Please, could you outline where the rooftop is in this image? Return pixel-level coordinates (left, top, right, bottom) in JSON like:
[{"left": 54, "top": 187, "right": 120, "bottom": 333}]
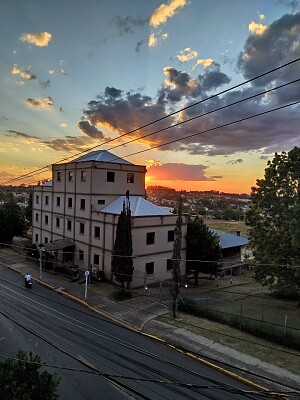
[
  {"left": 72, "top": 150, "right": 133, "bottom": 164},
  {"left": 101, "top": 196, "right": 172, "bottom": 217},
  {"left": 211, "top": 229, "right": 248, "bottom": 249}
]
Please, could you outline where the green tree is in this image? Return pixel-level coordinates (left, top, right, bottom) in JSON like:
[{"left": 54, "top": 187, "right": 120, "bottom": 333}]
[
  {"left": 186, "top": 216, "right": 222, "bottom": 285},
  {"left": 0, "top": 199, "right": 27, "bottom": 244},
  {"left": 245, "top": 147, "right": 300, "bottom": 298},
  {"left": 111, "top": 195, "right": 133, "bottom": 293},
  {"left": 25, "top": 190, "right": 33, "bottom": 224},
  {"left": 171, "top": 194, "right": 183, "bottom": 318},
  {"left": 0, "top": 350, "right": 60, "bottom": 400}
]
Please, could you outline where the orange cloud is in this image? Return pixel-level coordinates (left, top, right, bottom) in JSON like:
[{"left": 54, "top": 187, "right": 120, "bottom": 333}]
[
  {"left": 150, "top": 0, "right": 189, "bottom": 27},
  {"left": 20, "top": 31, "right": 52, "bottom": 47}
]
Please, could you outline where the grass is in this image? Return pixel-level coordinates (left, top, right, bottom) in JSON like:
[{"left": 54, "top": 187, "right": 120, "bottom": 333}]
[
  {"left": 204, "top": 219, "right": 249, "bottom": 237},
  {"left": 156, "top": 311, "right": 300, "bottom": 374}
]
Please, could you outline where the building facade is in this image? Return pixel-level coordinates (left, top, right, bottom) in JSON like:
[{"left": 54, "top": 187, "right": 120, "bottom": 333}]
[{"left": 32, "top": 150, "right": 187, "bottom": 287}]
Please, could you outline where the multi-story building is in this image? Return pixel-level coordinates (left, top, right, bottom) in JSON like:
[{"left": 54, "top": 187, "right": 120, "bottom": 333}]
[{"left": 32, "top": 150, "right": 187, "bottom": 287}]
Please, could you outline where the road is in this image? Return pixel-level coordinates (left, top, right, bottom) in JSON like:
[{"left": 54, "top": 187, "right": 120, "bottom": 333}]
[{"left": 0, "top": 266, "right": 267, "bottom": 400}]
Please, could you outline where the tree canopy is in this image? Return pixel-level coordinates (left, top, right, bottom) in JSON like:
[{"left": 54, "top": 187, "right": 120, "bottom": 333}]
[
  {"left": 111, "top": 197, "right": 133, "bottom": 290},
  {"left": 186, "top": 216, "right": 222, "bottom": 284},
  {"left": 0, "top": 199, "right": 28, "bottom": 244},
  {"left": 245, "top": 147, "right": 300, "bottom": 298},
  {"left": 0, "top": 350, "right": 60, "bottom": 400}
]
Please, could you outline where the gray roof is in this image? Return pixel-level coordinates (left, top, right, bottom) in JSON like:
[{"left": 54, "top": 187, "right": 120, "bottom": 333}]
[
  {"left": 73, "top": 150, "right": 133, "bottom": 164},
  {"left": 101, "top": 196, "right": 172, "bottom": 216},
  {"left": 211, "top": 229, "right": 248, "bottom": 249},
  {"left": 43, "top": 238, "right": 75, "bottom": 251}
]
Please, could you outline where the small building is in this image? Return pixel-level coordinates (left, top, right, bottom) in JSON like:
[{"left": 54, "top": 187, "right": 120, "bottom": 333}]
[{"left": 32, "top": 150, "right": 187, "bottom": 287}]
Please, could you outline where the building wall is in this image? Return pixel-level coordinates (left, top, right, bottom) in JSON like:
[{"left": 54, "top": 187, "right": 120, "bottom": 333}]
[{"left": 32, "top": 159, "right": 187, "bottom": 287}]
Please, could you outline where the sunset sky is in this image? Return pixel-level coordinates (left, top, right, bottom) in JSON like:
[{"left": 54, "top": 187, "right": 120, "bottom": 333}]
[{"left": 1, "top": 0, "right": 300, "bottom": 193}]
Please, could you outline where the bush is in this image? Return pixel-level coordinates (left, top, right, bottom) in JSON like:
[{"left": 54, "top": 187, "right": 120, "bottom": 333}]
[{"left": 112, "top": 289, "right": 132, "bottom": 301}]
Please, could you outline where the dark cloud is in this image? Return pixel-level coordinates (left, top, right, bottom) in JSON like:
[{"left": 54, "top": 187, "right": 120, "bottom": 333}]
[
  {"left": 147, "top": 163, "right": 216, "bottom": 181},
  {"left": 39, "top": 79, "right": 50, "bottom": 88},
  {"left": 81, "top": 13, "right": 300, "bottom": 157},
  {"left": 5, "top": 130, "right": 39, "bottom": 139},
  {"left": 77, "top": 120, "right": 108, "bottom": 140},
  {"left": 226, "top": 159, "right": 243, "bottom": 165},
  {"left": 113, "top": 15, "right": 148, "bottom": 35},
  {"left": 135, "top": 40, "right": 144, "bottom": 53},
  {"left": 25, "top": 96, "right": 53, "bottom": 109},
  {"left": 42, "top": 136, "right": 92, "bottom": 152}
]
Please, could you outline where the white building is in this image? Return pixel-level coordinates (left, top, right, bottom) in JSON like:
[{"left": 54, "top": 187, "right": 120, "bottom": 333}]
[{"left": 32, "top": 150, "right": 187, "bottom": 287}]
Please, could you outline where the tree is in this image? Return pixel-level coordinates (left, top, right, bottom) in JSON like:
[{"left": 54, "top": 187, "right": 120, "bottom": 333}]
[
  {"left": 171, "top": 194, "right": 183, "bottom": 318},
  {"left": 0, "top": 350, "right": 60, "bottom": 400},
  {"left": 186, "top": 216, "right": 222, "bottom": 285},
  {"left": 111, "top": 193, "right": 133, "bottom": 293},
  {"left": 25, "top": 190, "right": 33, "bottom": 224},
  {"left": 245, "top": 147, "right": 300, "bottom": 298},
  {"left": 0, "top": 199, "right": 28, "bottom": 244}
]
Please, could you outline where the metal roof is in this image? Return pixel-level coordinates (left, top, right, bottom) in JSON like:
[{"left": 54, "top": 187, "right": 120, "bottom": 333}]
[
  {"left": 101, "top": 196, "right": 172, "bottom": 216},
  {"left": 43, "top": 238, "right": 75, "bottom": 251},
  {"left": 211, "top": 229, "right": 248, "bottom": 249},
  {"left": 72, "top": 150, "right": 133, "bottom": 164}
]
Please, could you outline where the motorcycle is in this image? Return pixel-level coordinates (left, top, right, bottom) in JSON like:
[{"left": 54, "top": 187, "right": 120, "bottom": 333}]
[{"left": 24, "top": 277, "right": 32, "bottom": 288}]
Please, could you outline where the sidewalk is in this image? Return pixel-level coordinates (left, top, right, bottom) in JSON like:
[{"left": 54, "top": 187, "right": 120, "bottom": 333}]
[{"left": 1, "top": 246, "right": 300, "bottom": 393}]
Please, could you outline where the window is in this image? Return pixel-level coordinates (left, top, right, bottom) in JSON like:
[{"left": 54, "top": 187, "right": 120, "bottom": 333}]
[
  {"left": 127, "top": 173, "right": 134, "bottom": 183},
  {"left": 56, "top": 171, "right": 61, "bottom": 182},
  {"left": 56, "top": 217, "right": 60, "bottom": 228},
  {"left": 80, "top": 199, "right": 85, "bottom": 210},
  {"left": 107, "top": 171, "right": 115, "bottom": 182},
  {"left": 68, "top": 197, "right": 72, "bottom": 208},
  {"left": 93, "top": 254, "right": 100, "bottom": 265},
  {"left": 79, "top": 250, "right": 84, "bottom": 261},
  {"left": 35, "top": 213, "right": 39, "bottom": 222},
  {"left": 45, "top": 195, "right": 49, "bottom": 205},
  {"left": 79, "top": 222, "right": 85, "bottom": 234},
  {"left": 98, "top": 199, "right": 105, "bottom": 205},
  {"left": 80, "top": 170, "right": 86, "bottom": 182},
  {"left": 94, "top": 226, "right": 100, "bottom": 238},
  {"left": 35, "top": 234, "right": 38, "bottom": 242},
  {"left": 146, "top": 232, "right": 155, "bottom": 245},
  {"left": 56, "top": 196, "right": 61, "bottom": 207},
  {"left": 36, "top": 195, "right": 39, "bottom": 204},
  {"left": 45, "top": 237, "right": 48, "bottom": 243},
  {"left": 68, "top": 171, "right": 73, "bottom": 182},
  {"left": 67, "top": 220, "right": 72, "bottom": 231},
  {"left": 168, "top": 230, "right": 175, "bottom": 242},
  {"left": 167, "top": 259, "right": 173, "bottom": 270},
  {"left": 145, "top": 262, "right": 154, "bottom": 275},
  {"left": 45, "top": 215, "right": 49, "bottom": 225}
]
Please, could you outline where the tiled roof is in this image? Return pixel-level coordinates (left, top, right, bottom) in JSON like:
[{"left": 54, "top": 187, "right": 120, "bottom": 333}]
[
  {"left": 211, "top": 229, "right": 248, "bottom": 249},
  {"left": 72, "top": 150, "right": 133, "bottom": 164},
  {"left": 101, "top": 196, "right": 172, "bottom": 216}
]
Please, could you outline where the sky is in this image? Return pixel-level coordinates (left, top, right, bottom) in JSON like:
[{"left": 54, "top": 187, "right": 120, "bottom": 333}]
[{"left": 1, "top": 0, "right": 300, "bottom": 194}]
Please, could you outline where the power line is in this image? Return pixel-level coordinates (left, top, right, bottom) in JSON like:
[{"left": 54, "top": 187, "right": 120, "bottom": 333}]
[{"left": 2, "top": 57, "right": 300, "bottom": 186}]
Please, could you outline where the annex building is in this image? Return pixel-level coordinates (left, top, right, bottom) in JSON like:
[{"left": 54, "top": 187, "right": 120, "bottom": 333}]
[{"left": 32, "top": 150, "right": 187, "bottom": 287}]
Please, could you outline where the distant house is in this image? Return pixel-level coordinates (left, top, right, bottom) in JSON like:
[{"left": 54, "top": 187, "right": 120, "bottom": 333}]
[
  {"left": 32, "top": 150, "right": 187, "bottom": 287},
  {"left": 211, "top": 229, "right": 248, "bottom": 277}
]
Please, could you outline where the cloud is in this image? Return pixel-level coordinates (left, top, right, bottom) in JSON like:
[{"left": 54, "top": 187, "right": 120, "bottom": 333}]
[
  {"left": 77, "top": 120, "right": 109, "bottom": 140},
  {"left": 20, "top": 31, "right": 52, "bottom": 47},
  {"left": 135, "top": 40, "right": 144, "bottom": 53},
  {"left": 81, "top": 13, "right": 300, "bottom": 158},
  {"left": 113, "top": 15, "right": 148, "bottom": 34},
  {"left": 25, "top": 97, "right": 54, "bottom": 109},
  {"left": 41, "top": 136, "right": 94, "bottom": 152},
  {"left": 49, "top": 69, "right": 55, "bottom": 75},
  {"left": 148, "top": 33, "right": 158, "bottom": 47},
  {"left": 39, "top": 79, "right": 50, "bottom": 88},
  {"left": 11, "top": 64, "right": 36, "bottom": 80},
  {"left": 150, "top": 0, "right": 189, "bottom": 27},
  {"left": 5, "top": 130, "right": 39, "bottom": 139},
  {"left": 60, "top": 123, "right": 68, "bottom": 128},
  {"left": 195, "top": 58, "right": 215, "bottom": 69},
  {"left": 226, "top": 159, "right": 243, "bottom": 165},
  {"left": 176, "top": 47, "right": 198, "bottom": 62},
  {"left": 248, "top": 21, "right": 268, "bottom": 35},
  {"left": 258, "top": 14, "right": 266, "bottom": 21},
  {"left": 147, "top": 163, "right": 216, "bottom": 181}
]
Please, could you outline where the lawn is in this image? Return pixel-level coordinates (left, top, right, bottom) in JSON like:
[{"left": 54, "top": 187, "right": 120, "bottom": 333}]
[{"left": 204, "top": 219, "right": 249, "bottom": 237}]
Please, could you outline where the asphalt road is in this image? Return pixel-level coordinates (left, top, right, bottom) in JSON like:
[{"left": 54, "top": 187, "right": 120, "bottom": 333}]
[{"left": 0, "top": 266, "right": 266, "bottom": 400}]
